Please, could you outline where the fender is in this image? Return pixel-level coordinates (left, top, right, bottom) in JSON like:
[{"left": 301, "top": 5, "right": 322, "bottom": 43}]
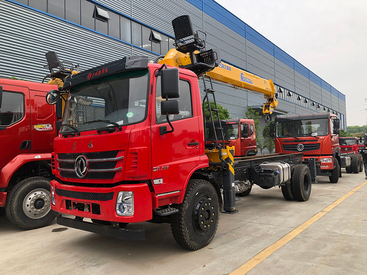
[
  {"left": 176, "top": 154, "right": 210, "bottom": 204},
  {"left": 0, "top": 153, "right": 52, "bottom": 188}
]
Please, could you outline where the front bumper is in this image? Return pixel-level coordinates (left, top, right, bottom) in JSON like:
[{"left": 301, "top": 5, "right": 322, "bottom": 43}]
[{"left": 51, "top": 180, "right": 153, "bottom": 224}]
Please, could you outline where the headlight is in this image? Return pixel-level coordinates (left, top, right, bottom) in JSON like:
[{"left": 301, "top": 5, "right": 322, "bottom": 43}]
[
  {"left": 116, "top": 191, "right": 134, "bottom": 216},
  {"left": 320, "top": 158, "right": 333, "bottom": 163},
  {"left": 51, "top": 186, "right": 55, "bottom": 206}
]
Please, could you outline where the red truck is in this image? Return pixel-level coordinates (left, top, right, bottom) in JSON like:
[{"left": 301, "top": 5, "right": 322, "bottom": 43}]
[
  {"left": 205, "top": 119, "right": 257, "bottom": 157},
  {"left": 274, "top": 113, "right": 341, "bottom": 183},
  {"left": 47, "top": 15, "right": 313, "bottom": 250},
  {"left": 0, "top": 78, "right": 59, "bottom": 228},
  {"left": 339, "top": 137, "right": 363, "bottom": 173}
]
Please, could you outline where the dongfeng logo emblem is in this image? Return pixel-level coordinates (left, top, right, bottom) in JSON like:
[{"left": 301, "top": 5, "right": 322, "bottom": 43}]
[
  {"left": 75, "top": 155, "right": 88, "bottom": 178},
  {"left": 296, "top": 143, "right": 305, "bottom": 152}
]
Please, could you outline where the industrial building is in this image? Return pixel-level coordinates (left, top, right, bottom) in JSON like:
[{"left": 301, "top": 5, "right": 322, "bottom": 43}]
[{"left": 0, "top": 0, "right": 346, "bottom": 129}]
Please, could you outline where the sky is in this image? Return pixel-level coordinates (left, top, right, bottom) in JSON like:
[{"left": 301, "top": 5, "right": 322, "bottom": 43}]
[{"left": 215, "top": 0, "right": 367, "bottom": 126}]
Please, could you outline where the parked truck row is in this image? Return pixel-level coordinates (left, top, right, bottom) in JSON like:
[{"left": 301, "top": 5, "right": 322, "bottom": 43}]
[{"left": 1, "top": 15, "right": 361, "bottom": 251}]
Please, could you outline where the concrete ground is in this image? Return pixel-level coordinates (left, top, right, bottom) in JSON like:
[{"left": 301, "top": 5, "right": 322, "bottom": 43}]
[{"left": 1, "top": 170, "right": 367, "bottom": 275}]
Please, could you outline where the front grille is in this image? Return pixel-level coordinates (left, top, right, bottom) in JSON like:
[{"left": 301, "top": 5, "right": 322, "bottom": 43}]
[
  {"left": 57, "top": 150, "right": 123, "bottom": 180},
  {"left": 55, "top": 187, "right": 114, "bottom": 201},
  {"left": 282, "top": 143, "right": 320, "bottom": 152}
]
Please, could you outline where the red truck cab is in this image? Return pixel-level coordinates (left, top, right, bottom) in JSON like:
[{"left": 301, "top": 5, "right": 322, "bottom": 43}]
[
  {"left": 49, "top": 57, "right": 210, "bottom": 227},
  {"left": 339, "top": 137, "right": 363, "bottom": 173},
  {"left": 205, "top": 119, "right": 257, "bottom": 157},
  {"left": 274, "top": 113, "right": 341, "bottom": 183},
  {"left": 0, "top": 78, "right": 59, "bottom": 228}
]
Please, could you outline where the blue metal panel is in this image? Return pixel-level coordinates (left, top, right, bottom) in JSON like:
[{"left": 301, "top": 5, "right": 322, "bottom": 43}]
[
  {"left": 339, "top": 92, "right": 345, "bottom": 101},
  {"left": 274, "top": 46, "right": 294, "bottom": 69},
  {"left": 185, "top": 0, "right": 203, "bottom": 10},
  {"left": 246, "top": 26, "right": 273, "bottom": 56},
  {"left": 309, "top": 71, "right": 322, "bottom": 87},
  {"left": 331, "top": 87, "right": 339, "bottom": 97},
  {"left": 295, "top": 60, "right": 309, "bottom": 79},
  {"left": 321, "top": 80, "right": 331, "bottom": 92},
  {"left": 202, "top": 0, "right": 246, "bottom": 37}
]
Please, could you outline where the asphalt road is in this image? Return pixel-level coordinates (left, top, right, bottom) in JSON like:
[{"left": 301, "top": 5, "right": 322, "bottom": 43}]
[{"left": 1, "top": 170, "right": 366, "bottom": 275}]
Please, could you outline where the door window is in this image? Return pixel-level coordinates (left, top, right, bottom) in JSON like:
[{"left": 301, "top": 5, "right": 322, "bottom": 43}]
[
  {"left": 155, "top": 78, "right": 193, "bottom": 123},
  {"left": 0, "top": 91, "right": 24, "bottom": 126}
]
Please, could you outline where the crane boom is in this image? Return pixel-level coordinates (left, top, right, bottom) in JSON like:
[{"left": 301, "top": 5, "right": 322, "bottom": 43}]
[{"left": 159, "top": 48, "right": 278, "bottom": 115}]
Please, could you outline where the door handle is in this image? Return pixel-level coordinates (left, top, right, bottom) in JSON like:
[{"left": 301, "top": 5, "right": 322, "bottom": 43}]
[
  {"left": 19, "top": 140, "right": 31, "bottom": 150},
  {"left": 188, "top": 142, "right": 199, "bottom": 146}
]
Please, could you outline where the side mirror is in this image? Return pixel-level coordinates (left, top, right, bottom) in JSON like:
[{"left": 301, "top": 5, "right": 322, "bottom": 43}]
[
  {"left": 333, "top": 118, "right": 340, "bottom": 135},
  {"left": 161, "top": 100, "right": 179, "bottom": 115},
  {"left": 161, "top": 68, "right": 179, "bottom": 99},
  {"left": 241, "top": 124, "right": 249, "bottom": 138},
  {"left": 46, "top": 89, "right": 60, "bottom": 105},
  {"left": 0, "top": 86, "right": 3, "bottom": 108},
  {"left": 270, "top": 122, "right": 275, "bottom": 138}
]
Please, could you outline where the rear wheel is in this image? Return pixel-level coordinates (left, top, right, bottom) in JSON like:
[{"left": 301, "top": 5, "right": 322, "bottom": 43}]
[
  {"left": 351, "top": 155, "right": 359, "bottom": 173},
  {"left": 359, "top": 157, "right": 363, "bottom": 172},
  {"left": 329, "top": 158, "right": 340, "bottom": 183},
  {"left": 171, "top": 179, "right": 219, "bottom": 250},
  {"left": 5, "top": 177, "right": 57, "bottom": 229},
  {"left": 292, "top": 164, "right": 311, "bottom": 201}
]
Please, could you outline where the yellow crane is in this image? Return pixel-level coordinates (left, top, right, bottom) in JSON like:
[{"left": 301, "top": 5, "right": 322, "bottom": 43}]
[{"left": 159, "top": 15, "right": 277, "bottom": 120}]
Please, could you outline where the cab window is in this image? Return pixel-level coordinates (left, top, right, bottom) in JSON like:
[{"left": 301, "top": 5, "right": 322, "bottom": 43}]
[
  {"left": 0, "top": 91, "right": 24, "bottom": 126},
  {"left": 156, "top": 78, "right": 193, "bottom": 123}
]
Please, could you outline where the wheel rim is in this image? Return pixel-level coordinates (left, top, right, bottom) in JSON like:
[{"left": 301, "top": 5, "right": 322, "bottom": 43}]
[
  {"left": 194, "top": 198, "right": 217, "bottom": 233},
  {"left": 22, "top": 188, "right": 51, "bottom": 219}
]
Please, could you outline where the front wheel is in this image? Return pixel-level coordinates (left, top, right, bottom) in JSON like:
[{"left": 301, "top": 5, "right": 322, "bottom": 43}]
[
  {"left": 171, "top": 179, "right": 219, "bottom": 250},
  {"left": 351, "top": 155, "right": 359, "bottom": 173},
  {"left": 292, "top": 164, "right": 311, "bottom": 201},
  {"left": 329, "top": 158, "right": 340, "bottom": 183},
  {"left": 6, "top": 177, "right": 57, "bottom": 229}
]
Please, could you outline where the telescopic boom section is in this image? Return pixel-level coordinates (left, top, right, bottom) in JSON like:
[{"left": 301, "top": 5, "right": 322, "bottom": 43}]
[{"left": 159, "top": 15, "right": 278, "bottom": 115}]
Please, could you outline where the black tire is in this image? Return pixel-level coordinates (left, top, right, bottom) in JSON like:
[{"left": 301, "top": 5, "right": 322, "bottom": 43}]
[
  {"left": 292, "top": 164, "right": 311, "bottom": 201},
  {"left": 346, "top": 165, "right": 352, "bottom": 173},
  {"left": 351, "top": 155, "right": 359, "bottom": 173},
  {"left": 5, "top": 177, "right": 57, "bottom": 229},
  {"left": 171, "top": 179, "right": 219, "bottom": 250},
  {"left": 329, "top": 158, "right": 340, "bottom": 183},
  {"left": 359, "top": 158, "right": 364, "bottom": 172},
  {"left": 281, "top": 181, "right": 294, "bottom": 201},
  {"left": 236, "top": 185, "right": 252, "bottom": 197}
]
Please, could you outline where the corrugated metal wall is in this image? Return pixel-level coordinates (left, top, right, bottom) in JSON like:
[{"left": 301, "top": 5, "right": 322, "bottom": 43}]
[{"left": 0, "top": 0, "right": 346, "bottom": 128}]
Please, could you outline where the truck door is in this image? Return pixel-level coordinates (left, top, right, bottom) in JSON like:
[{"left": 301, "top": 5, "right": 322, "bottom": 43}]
[
  {"left": 0, "top": 84, "right": 30, "bottom": 169},
  {"left": 30, "top": 91, "right": 57, "bottom": 153},
  {"left": 240, "top": 122, "right": 256, "bottom": 156},
  {"left": 151, "top": 76, "right": 201, "bottom": 195}
]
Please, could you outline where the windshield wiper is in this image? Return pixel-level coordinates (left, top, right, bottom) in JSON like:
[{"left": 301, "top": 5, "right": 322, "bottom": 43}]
[
  {"left": 61, "top": 124, "right": 80, "bottom": 137},
  {"left": 85, "top": 119, "right": 122, "bottom": 131}
]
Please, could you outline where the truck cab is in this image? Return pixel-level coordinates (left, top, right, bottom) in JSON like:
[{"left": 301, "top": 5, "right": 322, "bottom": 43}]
[
  {"left": 0, "top": 78, "right": 59, "bottom": 228},
  {"left": 274, "top": 113, "right": 341, "bottom": 183},
  {"left": 205, "top": 119, "right": 257, "bottom": 157},
  {"left": 339, "top": 137, "right": 362, "bottom": 173}
]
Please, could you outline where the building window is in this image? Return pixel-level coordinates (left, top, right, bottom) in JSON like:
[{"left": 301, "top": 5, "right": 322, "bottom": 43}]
[
  {"left": 142, "top": 26, "right": 151, "bottom": 52},
  {"left": 29, "top": 0, "right": 47, "bottom": 12},
  {"left": 120, "top": 16, "right": 131, "bottom": 43},
  {"left": 81, "top": 0, "right": 95, "bottom": 30},
  {"left": 161, "top": 35, "right": 169, "bottom": 55},
  {"left": 132, "top": 21, "right": 142, "bottom": 47},
  {"left": 108, "top": 12, "right": 120, "bottom": 39},
  {"left": 48, "top": 0, "right": 65, "bottom": 19},
  {"left": 16, "top": 0, "right": 28, "bottom": 5},
  {"left": 65, "top": 0, "right": 80, "bottom": 24}
]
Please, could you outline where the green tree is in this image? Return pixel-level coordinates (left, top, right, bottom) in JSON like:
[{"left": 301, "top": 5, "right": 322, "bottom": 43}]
[
  {"left": 263, "top": 122, "right": 275, "bottom": 153},
  {"left": 339, "top": 129, "right": 352, "bottom": 137},
  {"left": 245, "top": 106, "right": 265, "bottom": 154},
  {"left": 203, "top": 101, "right": 230, "bottom": 121}
]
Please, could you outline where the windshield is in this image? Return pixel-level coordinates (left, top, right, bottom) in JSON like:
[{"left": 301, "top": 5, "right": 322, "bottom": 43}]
[
  {"left": 340, "top": 138, "right": 356, "bottom": 146},
  {"left": 276, "top": 118, "right": 329, "bottom": 137},
  {"left": 61, "top": 70, "right": 149, "bottom": 133},
  {"left": 206, "top": 123, "right": 239, "bottom": 141}
]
